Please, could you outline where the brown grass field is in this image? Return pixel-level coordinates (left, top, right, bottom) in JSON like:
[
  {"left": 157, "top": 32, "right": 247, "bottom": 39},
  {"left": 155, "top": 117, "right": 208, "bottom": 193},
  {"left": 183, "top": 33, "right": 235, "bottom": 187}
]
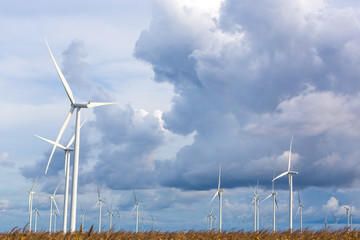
[{"left": 1, "top": 226, "right": 360, "bottom": 239}]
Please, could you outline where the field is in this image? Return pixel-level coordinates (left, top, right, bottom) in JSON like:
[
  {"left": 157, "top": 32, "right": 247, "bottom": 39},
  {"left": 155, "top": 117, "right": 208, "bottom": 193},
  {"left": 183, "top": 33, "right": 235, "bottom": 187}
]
[{"left": 1, "top": 227, "right": 360, "bottom": 240}]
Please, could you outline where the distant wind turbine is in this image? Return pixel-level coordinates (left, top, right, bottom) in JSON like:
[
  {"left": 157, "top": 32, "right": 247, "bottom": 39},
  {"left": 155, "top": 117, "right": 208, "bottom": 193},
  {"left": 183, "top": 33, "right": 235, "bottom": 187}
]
[
  {"left": 210, "top": 164, "right": 223, "bottom": 232},
  {"left": 248, "top": 180, "right": 262, "bottom": 231},
  {"left": 341, "top": 203, "right": 352, "bottom": 229},
  {"left": 53, "top": 210, "right": 59, "bottom": 232},
  {"left": 106, "top": 203, "right": 116, "bottom": 231},
  {"left": 49, "top": 183, "right": 61, "bottom": 233},
  {"left": 28, "top": 176, "right": 38, "bottom": 232},
  {"left": 116, "top": 210, "right": 121, "bottom": 231},
  {"left": 296, "top": 191, "right": 304, "bottom": 231},
  {"left": 80, "top": 207, "right": 85, "bottom": 231},
  {"left": 262, "top": 171, "right": 278, "bottom": 232},
  {"left": 273, "top": 136, "right": 298, "bottom": 231},
  {"left": 130, "top": 191, "right": 140, "bottom": 233},
  {"left": 331, "top": 210, "right": 340, "bottom": 229},
  {"left": 36, "top": 119, "right": 86, "bottom": 233},
  {"left": 324, "top": 212, "right": 328, "bottom": 229},
  {"left": 150, "top": 215, "right": 156, "bottom": 230},
  {"left": 33, "top": 208, "right": 40, "bottom": 232},
  {"left": 44, "top": 40, "right": 117, "bottom": 232},
  {"left": 95, "top": 187, "right": 105, "bottom": 233}
]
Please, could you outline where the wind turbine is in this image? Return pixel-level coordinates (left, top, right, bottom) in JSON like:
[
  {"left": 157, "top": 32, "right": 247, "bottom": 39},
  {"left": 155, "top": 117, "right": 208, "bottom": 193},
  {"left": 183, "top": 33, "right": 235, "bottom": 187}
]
[
  {"left": 95, "top": 187, "right": 105, "bottom": 233},
  {"left": 272, "top": 136, "right": 298, "bottom": 231},
  {"left": 107, "top": 203, "right": 115, "bottom": 231},
  {"left": 130, "top": 191, "right": 140, "bottom": 233},
  {"left": 36, "top": 120, "right": 86, "bottom": 233},
  {"left": 296, "top": 191, "right": 304, "bottom": 231},
  {"left": 331, "top": 210, "right": 340, "bottom": 229},
  {"left": 341, "top": 204, "right": 351, "bottom": 229},
  {"left": 150, "top": 215, "right": 155, "bottom": 230},
  {"left": 262, "top": 172, "right": 278, "bottom": 231},
  {"left": 116, "top": 210, "right": 121, "bottom": 231},
  {"left": 28, "top": 176, "right": 38, "bottom": 232},
  {"left": 80, "top": 207, "right": 85, "bottom": 231},
  {"left": 248, "top": 180, "right": 262, "bottom": 231},
  {"left": 44, "top": 40, "right": 117, "bottom": 232},
  {"left": 210, "top": 164, "right": 223, "bottom": 232},
  {"left": 53, "top": 210, "right": 60, "bottom": 232},
  {"left": 49, "top": 183, "right": 61, "bottom": 233},
  {"left": 350, "top": 209, "right": 353, "bottom": 231},
  {"left": 206, "top": 206, "right": 215, "bottom": 230},
  {"left": 324, "top": 212, "right": 328, "bottom": 229},
  {"left": 33, "top": 208, "right": 40, "bottom": 232}
]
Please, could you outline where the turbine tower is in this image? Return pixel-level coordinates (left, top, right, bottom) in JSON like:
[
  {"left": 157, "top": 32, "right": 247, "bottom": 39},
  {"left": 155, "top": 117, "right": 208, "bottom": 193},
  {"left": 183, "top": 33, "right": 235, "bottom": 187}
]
[
  {"left": 44, "top": 40, "right": 117, "bottom": 232},
  {"left": 263, "top": 173, "right": 278, "bottom": 232},
  {"left": 296, "top": 191, "right": 304, "bottom": 231},
  {"left": 324, "top": 212, "right": 328, "bottom": 229},
  {"left": 107, "top": 202, "right": 115, "bottom": 231},
  {"left": 95, "top": 187, "right": 105, "bottom": 233},
  {"left": 130, "top": 191, "right": 140, "bottom": 233},
  {"left": 273, "top": 136, "right": 298, "bottom": 231},
  {"left": 49, "top": 183, "right": 60, "bottom": 233},
  {"left": 28, "top": 176, "right": 38, "bottom": 232},
  {"left": 36, "top": 120, "right": 86, "bottom": 233},
  {"left": 210, "top": 164, "right": 223, "bottom": 232}
]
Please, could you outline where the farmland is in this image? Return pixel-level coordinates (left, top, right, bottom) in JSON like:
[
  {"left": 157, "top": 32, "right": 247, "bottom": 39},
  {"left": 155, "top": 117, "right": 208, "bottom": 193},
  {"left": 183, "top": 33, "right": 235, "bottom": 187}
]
[{"left": 2, "top": 228, "right": 360, "bottom": 240}]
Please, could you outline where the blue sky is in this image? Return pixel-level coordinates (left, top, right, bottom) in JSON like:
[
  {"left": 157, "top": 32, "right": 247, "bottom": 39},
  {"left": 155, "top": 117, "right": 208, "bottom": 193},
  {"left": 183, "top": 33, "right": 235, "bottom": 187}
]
[{"left": 1, "top": 0, "right": 360, "bottom": 232}]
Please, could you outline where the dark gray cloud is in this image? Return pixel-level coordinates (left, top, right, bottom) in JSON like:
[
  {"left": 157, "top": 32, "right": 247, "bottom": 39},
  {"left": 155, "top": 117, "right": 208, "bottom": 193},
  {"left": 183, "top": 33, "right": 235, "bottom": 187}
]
[{"left": 133, "top": 0, "right": 360, "bottom": 191}]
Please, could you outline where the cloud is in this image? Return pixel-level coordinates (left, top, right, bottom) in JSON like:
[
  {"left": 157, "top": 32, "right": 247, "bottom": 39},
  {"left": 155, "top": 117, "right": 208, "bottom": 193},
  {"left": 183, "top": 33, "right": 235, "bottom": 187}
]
[
  {"left": 0, "top": 152, "right": 14, "bottom": 168},
  {"left": 133, "top": 0, "right": 360, "bottom": 191}
]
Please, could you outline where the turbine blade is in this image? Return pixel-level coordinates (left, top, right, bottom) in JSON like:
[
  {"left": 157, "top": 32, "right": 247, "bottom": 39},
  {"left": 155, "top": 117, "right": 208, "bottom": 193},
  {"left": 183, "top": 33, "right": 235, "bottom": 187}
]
[
  {"left": 45, "top": 107, "right": 74, "bottom": 174},
  {"left": 65, "top": 118, "right": 87, "bottom": 148},
  {"left": 133, "top": 191, "right": 137, "bottom": 204},
  {"left": 298, "top": 191, "right": 301, "bottom": 204},
  {"left": 129, "top": 204, "right": 136, "bottom": 215},
  {"left": 247, "top": 181, "right": 256, "bottom": 195},
  {"left": 275, "top": 197, "right": 279, "bottom": 209},
  {"left": 97, "top": 186, "right": 101, "bottom": 199},
  {"left": 218, "top": 163, "right": 221, "bottom": 191},
  {"left": 296, "top": 206, "right": 300, "bottom": 217},
  {"left": 288, "top": 136, "right": 294, "bottom": 171},
  {"left": 210, "top": 191, "right": 218, "bottom": 203},
  {"left": 272, "top": 171, "right": 288, "bottom": 182},
  {"left": 262, "top": 194, "right": 272, "bottom": 202},
  {"left": 35, "top": 135, "right": 66, "bottom": 150},
  {"left": 30, "top": 176, "right": 38, "bottom": 192},
  {"left": 53, "top": 199, "right": 60, "bottom": 214},
  {"left": 53, "top": 182, "right": 61, "bottom": 196},
  {"left": 45, "top": 40, "right": 75, "bottom": 105},
  {"left": 87, "top": 102, "right": 118, "bottom": 108}
]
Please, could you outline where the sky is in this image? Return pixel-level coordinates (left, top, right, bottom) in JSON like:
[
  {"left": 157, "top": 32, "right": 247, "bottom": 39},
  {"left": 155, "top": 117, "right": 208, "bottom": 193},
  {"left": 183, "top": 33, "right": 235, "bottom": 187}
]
[{"left": 1, "top": 0, "right": 360, "bottom": 232}]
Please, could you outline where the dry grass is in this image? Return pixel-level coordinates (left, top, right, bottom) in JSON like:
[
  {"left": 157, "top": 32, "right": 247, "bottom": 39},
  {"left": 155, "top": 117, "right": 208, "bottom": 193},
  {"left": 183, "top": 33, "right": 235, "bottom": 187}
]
[{"left": 1, "top": 226, "right": 360, "bottom": 239}]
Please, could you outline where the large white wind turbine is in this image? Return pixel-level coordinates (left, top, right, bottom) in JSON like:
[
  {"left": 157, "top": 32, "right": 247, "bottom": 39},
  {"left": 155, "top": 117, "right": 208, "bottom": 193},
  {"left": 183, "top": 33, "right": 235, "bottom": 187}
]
[
  {"left": 272, "top": 136, "right": 298, "bottom": 231},
  {"left": 95, "top": 187, "right": 105, "bottom": 233},
  {"left": 44, "top": 40, "right": 117, "bottom": 232},
  {"left": 296, "top": 191, "right": 304, "bottom": 231},
  {"left": 210, "top": 164, "right": 223, "bottom": 232},
  {"left": 262, "top": 174, "right": 278, "bottom": 232},
  {"left": 130, "top": 191, "right": 140, "bottom": 233},
  {"left": 28, "top": 176, "right": 38, "bottom": 232},
  {"left": 36, "top": 120, "right": 86, "bottom": 233},
  {"left": 49, "top": 183, "right": 61, "bottom": 233}
]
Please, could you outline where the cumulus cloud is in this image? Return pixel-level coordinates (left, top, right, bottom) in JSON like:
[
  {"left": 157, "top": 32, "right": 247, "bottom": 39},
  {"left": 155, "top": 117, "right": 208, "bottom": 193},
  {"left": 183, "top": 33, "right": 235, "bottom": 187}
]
[
  {"left": 0, "top": 152, "right": 14, "bottom": 168},
  {"left": 134, "top": 0, "right": 360, "bottom": 191}
]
